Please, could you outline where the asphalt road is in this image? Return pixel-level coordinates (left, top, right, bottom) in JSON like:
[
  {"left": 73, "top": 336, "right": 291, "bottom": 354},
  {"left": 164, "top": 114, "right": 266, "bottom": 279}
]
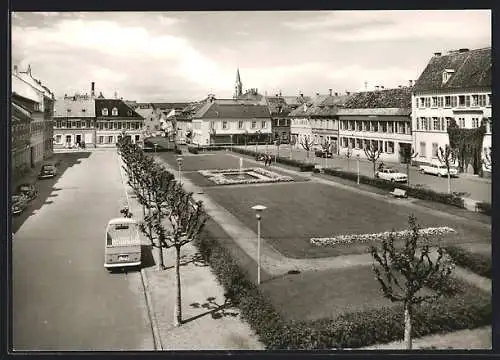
[
  {"left": 12, "top": 150, "right": 154, "bottom": 351},
  {"left": 238, "top": 145, "right": 491, "bottom": 203}
]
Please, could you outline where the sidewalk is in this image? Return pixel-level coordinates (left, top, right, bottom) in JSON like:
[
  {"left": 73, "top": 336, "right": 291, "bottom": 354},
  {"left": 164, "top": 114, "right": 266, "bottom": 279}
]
[{"left": 116, "top": 155, "right": 264, "bottom": 350}]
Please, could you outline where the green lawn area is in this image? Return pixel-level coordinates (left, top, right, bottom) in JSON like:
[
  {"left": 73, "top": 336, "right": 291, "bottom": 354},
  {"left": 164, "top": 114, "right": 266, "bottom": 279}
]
[
  {"left": 204, "top": 181, "right": 491, "bottom": 259},
  {"left": 260, "top": 265, "right": 432, "bottom": 322},
  {"left": 156, "top": 152, "right": 309, "bottom": 187}
]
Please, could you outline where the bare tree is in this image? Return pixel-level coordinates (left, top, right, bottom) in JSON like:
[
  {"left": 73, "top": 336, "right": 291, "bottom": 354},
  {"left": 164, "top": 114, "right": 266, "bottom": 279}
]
[
  {"left": 345, "top": 145, "right": 353, "bottom": 171},
  {"left": 399, "top": 146, "right": 419, "bottom": 186},
  {"left": 370, "top": 214, "right": 455, "bottom": 350},
  {"left": 437, "top": 145, "right": 458, "bottom": 194},
  {"left": 364, "top": 144, "right": 382, "bottom": 177},
  {"left": 299, "top": 135, "right": 315, "bottom": 163}
]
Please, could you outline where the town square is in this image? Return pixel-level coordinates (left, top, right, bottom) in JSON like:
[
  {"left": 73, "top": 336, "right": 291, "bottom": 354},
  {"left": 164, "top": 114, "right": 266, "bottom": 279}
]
[{"left": 10, "top": 10, "right": 491, "bottom": 351}]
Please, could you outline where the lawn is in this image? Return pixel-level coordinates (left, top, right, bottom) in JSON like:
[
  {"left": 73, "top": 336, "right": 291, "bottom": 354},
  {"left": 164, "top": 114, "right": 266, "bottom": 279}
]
[
  {"left": 156, "top": 152, "right": 309, "bottom": 187},
  {"left": 204, "top": 181, "right": 491, "bottom": 259},
  {"left": 260, "top": 265, "right": 433, "bottom": 322}
]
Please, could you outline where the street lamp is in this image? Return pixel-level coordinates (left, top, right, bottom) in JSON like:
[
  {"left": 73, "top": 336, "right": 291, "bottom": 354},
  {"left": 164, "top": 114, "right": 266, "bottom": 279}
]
[
  {"left": 356, "top": 154, "right": 360, "bottom": 185},
  {"left": 251, "top": 204, "right": 266, "bottom": 285},
  {"left": 176, "top": 157, "right": 183, "bottom": 184}
]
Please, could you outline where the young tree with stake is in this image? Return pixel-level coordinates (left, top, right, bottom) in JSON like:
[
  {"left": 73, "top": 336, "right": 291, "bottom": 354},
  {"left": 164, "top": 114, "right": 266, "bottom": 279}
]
[
  {"left": 364, "top": 143, "right": 382, "bottom": 177},
  {"left": 299, "top": 135, "right": 314, "bottom": 163},
  {"left": 399, "top": 146, "right": 418, "bottom": 186},
  {"left": 437, "top": 145, "right": 457, "bottom": 194},
  {"left": 370, "top": 214, "right": 455, "bottom": 350}
]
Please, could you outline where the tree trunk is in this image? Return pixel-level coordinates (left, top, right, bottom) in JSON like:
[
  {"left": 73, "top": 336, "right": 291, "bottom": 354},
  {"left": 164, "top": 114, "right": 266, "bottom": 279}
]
[
  {"left": 407, "top": 162, "right": 410, "bottom": 186},
  {"left": 404, "top": 303, "right": 413, "bottom": 350},
  {"left": 373, "top": 161, "right": 376, "bottom": 178},
  {"left": 156, "top": 211, "right": 165, "bottom": 270},
  {"left": 175, "top": 245, "right": 182, "bottom": 326},
  {"left": 447, "top": 172, "right": 451, "bottom": 194}
]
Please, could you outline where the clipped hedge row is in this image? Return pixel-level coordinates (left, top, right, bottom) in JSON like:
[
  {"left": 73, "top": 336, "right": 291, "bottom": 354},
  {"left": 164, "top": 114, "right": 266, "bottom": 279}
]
[
  {"left": 445, "top": 245, "right": 492, "bottom": 278},
  {"left": 323, "top": 167, "right": 465, "bottom": 209},
  {"left": 476, "top": 201, "right": 491, "bottom": 216},
  {"left": 187, "top": 146, "right": 199, "bottom": 154},
  {"left": 195, "top": 224, "right": 491, "bottom": 349}
]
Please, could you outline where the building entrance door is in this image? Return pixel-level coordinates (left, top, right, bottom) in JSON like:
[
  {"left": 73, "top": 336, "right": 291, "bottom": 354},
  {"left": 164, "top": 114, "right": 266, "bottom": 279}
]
[{"left": 75, "top": 134, "right": 82, "bottom": 145}]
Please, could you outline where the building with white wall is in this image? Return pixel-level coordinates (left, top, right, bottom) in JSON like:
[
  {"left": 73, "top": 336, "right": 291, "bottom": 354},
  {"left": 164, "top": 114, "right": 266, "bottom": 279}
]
[
  {"left": 412, "top": 47, "right": 491, "bottom": 175},
  {"left": 337, "top": 86, "right": 413, "bottom": 163},
  {"left": 191, "top": 97, "right": 271, "bottom": 147}
]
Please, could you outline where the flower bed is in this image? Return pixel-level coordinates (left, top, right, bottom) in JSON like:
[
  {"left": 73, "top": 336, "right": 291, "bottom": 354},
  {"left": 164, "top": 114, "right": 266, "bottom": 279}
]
[
  {"left": 311, "top": 227, "right": 456, "bottom": 246},
  {"left": 198, "top": 167, "right": 293, "bottom": 185}
]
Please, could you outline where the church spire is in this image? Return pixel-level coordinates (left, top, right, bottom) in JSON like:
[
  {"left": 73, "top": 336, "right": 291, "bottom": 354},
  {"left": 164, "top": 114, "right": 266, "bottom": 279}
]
[{"left": 234, "top": 68, "right": 243, "bottom": 98}]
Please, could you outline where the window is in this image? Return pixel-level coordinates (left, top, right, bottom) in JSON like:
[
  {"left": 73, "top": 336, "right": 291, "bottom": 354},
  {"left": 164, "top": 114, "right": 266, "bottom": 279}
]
[
  {"left": 238, "top": 120, "right": 243, "bottom": 129},
  {"left": 55, "top": 135, "right": 62, "bottom": 144},
  {"left": 108, "top": 136, "right": 114, "bottom": 144},
  {"left": 465, "top": 95, "right": 471, "bottom": 107},
  {"left": 398, "top": 122, "right": 405, "bottom": 134},
  {"left": 386, "top": 141, "right": 394, "bottom": 154},
  {"left": 356, "top": 121, "right": 362, "bottom": 131},
  {"left": 67, "top": 121, "right": 72, "bottom": 129},
  {"left": 261, "top": 120, "right": 266, "bottom": 128},
  {"left": 66, "top": 108, "right": 71, "bottom": 114},
  {"left": 444, "top": 96, "right": 452, "bottom": 107},
  {"left": 419, "top": 97, "right": 425, "bottom": 108},
  {"left": 458, "top": 95, "right": 466, "bottom": 107},
  {"left": 127, "top": 110, "right": 132, "bottom": 116},
  {"left": 381, "top": 122, "right": 387, "bottom": 133},
  {"left": 86, "top": 120, "right": 91, "bottom": 128},
  {"left": 273, "top": 119, "right": 278, "bottom": 127},
  {"left": 432, "top": 117, "right": 439, "bottom": 131},
  {"left": 349, "top": 121, "right": 355, "bottom": 131},
  {"left": 135, "top": 135, "right": 140, "bottom": 141},
  {"left": 487, "top": 94, "right": 491, "bottom": 106},
  {"left": 355, "top": 138, "right": 361, "bottom": 149},
  {"left": 222, "top": 121, "right": 228, "bottom": 129},
  {"left": 362, "top": 121, "right": 368, "bottom": 131},
  {"left": 56, "top": 121, "right": 61, "bottom": 128},
  {"left": 472, "top": 95, "right": 479, "bottom": 107},
  {"left": 114, "top": 122, "right": 118, "bottom": 130},
  {"left": 459, "top": 118, "right": 465, "bottom": 128},
  {"left": 421, "top": 117, "right": 428, "bottom": 131},
  {"left": 126, "top": 122, "right": 131, "bottom": 130},
  {"left": 478, "top": 94, "right": 487, "bottom": 107},
  {"left": 251, "top": 121, "right": 256, "bottom": 129},
  {"left": 76, "top": 121, "right": 81, "bottom": 128},
  {"left": 420, "top": 142, "right": 426, "bottom": 158},
  {"left": 424, "top": 98, "right": 431, "bottom": 108},
  {"left": 102, "top": 108, "right": 108, "bottom": 116},
  {"left": 451, "top": 96, "right": 457, "bottom": 107},
  {"left": 82, "top": 109, "right": 86, "bottom": 113},
  {"left": 472, "top": 118, "right": 480, "bottom": 128},
  {"left": 431, "top": 97, "right": 438, "bottom": 108},
  {"left": 437, "top": 97, "right": 444, "bottom": 107},
  {"left": 372, "top": 121, "right": 378, "bottom": 132},
  {"left": 98, "top": 136, "right": 104, "bottom": 144},
  {"left": 66, "top": 135, "right": 72, "bottom": 144},
  {"left": 440, "top": 117, "right": 445, "bottom": 131},
  {"left": 112, "top": 107, "right": 118, "bottom": 116},
  {"left": 416, "top": 118, "right": 420, "bottom": 130},
  {"left": 432, "top": 143, "right": 438, "bottom": 158}
]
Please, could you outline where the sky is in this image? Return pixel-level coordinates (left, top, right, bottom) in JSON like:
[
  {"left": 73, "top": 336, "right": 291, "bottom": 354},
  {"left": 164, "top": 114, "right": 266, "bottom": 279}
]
[{"left": 11, "top": 10, "right": 491, "bottom": 102}]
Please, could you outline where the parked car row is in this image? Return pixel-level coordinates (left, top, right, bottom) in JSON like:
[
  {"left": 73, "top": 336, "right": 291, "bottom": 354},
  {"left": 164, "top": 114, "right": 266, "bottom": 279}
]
[{"left": 419, "top": 162, "right": 459, "bottom": 177}]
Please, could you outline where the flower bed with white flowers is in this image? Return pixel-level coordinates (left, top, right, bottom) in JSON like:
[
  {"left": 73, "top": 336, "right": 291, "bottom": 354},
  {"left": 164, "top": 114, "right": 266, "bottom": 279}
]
[
  {"left": 311, "top": 226, "right": 456, "bottom": 247},
  {"left": 199, "top": 167, "right": 294, "bottom": 185}
]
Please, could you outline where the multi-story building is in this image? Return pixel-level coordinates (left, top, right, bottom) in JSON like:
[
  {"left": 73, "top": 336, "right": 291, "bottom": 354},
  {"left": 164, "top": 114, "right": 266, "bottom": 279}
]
[
  {"left": 53, "top": 91, "right": 96, "bottom": 148},
  {"left": 265, "top": 93, "right": 310, "bottom": 143},
  {"left": 11, "top": 95, "right": 33, "bottom": 178},
  {"left": 95, "top": 98, "right": 144, "bottom": 146},
  {"left": 134, "top": 102, "right": 190, "bottom": 138},
  {"left": 337, "top": 86, "right": 413, "bottom": 163},
  {"left": 412, "top": 47, "right": 491, "bottom": 174},
  {"left": 191, "top": 97, "right": 272, "bottom": 146},
  {"left": 11, "top": 65, "right": 55, "bottom": 168}
]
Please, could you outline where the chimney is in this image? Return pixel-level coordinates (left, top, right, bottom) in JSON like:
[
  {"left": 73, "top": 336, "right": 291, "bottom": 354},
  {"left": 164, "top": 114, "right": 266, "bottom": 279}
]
[
  {"left": 346, "top": 91, "right": 350, "bottom": 95},
  {"left": 408, "top": 80, "right": 413, "bottom": 87},
  {"left": 329, "top": 88, "right": 332, "bottom": 96},
  {"left": 335, "top": 92, "right": 338, "bottom": 96},
  {"left": 316, "top": 92, "right": 320, "bottom": 96},
  {"left": 300, "top": 93, "right": 304, "bottom": 98},
  {"left": 375, "top": 86, "right": 380, "bottom": 90},
  {"left": 459, "top": 48, "right": 470, "bottom": 53},
  {"left": 398, "top": 85, "right": 402, "bottom": 88},
  {"left": 380, "top": 86, "right": 385, "bottom": 90},
  {"left": 91, "top": 82, "right": 95, "bottom": 97},
  {"left": 434, "top": 52, "right": 442, "bottom": 56}
]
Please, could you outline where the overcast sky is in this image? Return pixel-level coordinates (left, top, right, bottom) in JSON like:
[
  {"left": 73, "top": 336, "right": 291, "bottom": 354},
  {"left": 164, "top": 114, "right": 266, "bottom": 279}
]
[{"left": 11, "top": 10, "right": 491, "bottom": 102}]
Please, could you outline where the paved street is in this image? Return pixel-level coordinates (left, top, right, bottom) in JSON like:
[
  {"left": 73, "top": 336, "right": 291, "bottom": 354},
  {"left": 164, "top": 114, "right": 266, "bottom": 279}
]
[
  {"left": 237, "top": 145, "right": 491, "bottom": 203},
  {"left": 12, "top": 150, "right": 154, "bottom": 351}
]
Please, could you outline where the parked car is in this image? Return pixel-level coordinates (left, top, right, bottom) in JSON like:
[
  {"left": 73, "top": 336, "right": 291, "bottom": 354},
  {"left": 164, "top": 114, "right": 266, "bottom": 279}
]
[
  {"left": 419, "top": 163, "right": 459, "bottom": 177},
  {"left": 17, "top": 183, "right": 38, "bottom": 202},
  {"left": 375, "top": 167, "right": 408, "bottom": 183},
  {"left": 38, "top": 163, "right": 58, "bottom": 179},
  {"left": 12, "top": 194, "right": 28, "bottom": 215}
]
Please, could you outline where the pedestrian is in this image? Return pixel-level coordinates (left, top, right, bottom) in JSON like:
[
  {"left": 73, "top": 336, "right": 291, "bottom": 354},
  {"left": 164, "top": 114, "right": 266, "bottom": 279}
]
[{"left": 267, "top": 154, "right": 272, "bottom": 166}]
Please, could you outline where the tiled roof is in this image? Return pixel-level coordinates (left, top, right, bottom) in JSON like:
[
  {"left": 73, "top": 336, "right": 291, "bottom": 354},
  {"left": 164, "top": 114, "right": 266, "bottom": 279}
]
[
  {"left": 337, "top": 108, "right": 411, "bottom": 116},
  {"left": 95, "top": 99, "right": 144, "bottom": 119},
  {"left": 54, "top": 96, "right": 96, "bottom": 118},
  {"left": 151, "top": 102, "right": 189, "bottom": 110},
  {"left": 413, "top": 47, "right": 491, "bottom": 92},
  {"left": 282, "top": 96, "right": 310, "bottom": 106},
  {"left": 12, "top": 102, "right": 32, "bottom": 122},
  {"left": 193, "top": 100, "right": 270, "bottom": 119},
  {"left": 14, "top": 70, "right": 54, "bottom": 98},
  {"left": 343, "top": 87, "right": 412, "bottom": 109},
  {"left": 288, "top": 94, "right": 350, "bottom": 117},
  {"left": 12, "top": 75, "right": 40, "bottom": 103}
]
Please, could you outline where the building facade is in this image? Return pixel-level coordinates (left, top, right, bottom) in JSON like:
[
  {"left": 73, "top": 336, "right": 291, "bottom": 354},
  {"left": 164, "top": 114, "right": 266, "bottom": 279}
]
[
  {"left": 11, "top": 96, "right": 33, "bottom": 178},
  {"left": 337, "top": 87, "right": 413, "bottom": 163},
  {"left": 11, "top": 65, "right": 55, "bottom": 171},
  {"left": 412, "top": 47, "right": 491, "bottom": 174},
  {"left": 191, "top": 98, "right": 272, "bottom": 146}
]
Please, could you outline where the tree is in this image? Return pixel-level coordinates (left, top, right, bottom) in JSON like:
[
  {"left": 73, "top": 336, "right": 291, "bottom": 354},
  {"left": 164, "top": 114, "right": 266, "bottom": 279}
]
[
  {"left": 244, "top": 129, "right": 249, "bottom": 150},
  {"left": 364, "top": 143, "right": 382, "bottom": 177},
  {"left": 299, "top": 135, "right": 314, "bottom": 163},
  {"left": 155, "top": 184, "right": 207, "bottom": 326},
  {"left": 399, "top": 146, "right": 419, "bottom": 186},
  {"left": 370, "top": 214, "right": 455, "bottom": 350},
  {"left": 275, "top": 137, "right": 281, "bottom": 161},
  {"left": 255, "top": 130, "right": 262, "bottom": 152},
  {"left": 437, "top": 145, "right": 457, "bottom": 194}
]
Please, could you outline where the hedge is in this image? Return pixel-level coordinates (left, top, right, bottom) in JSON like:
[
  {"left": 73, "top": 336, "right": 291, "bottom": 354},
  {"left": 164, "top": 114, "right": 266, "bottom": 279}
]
[
  {"left": 232, "top": 147, "right": 315, "bottom": 172},
  {"left": 444, "top": 245, "right": 492, "bottom": 278},
  {"left": 323, "top": 167, "right": 465, "bottom": 209},
  {"left": 475, "top": 202, "right": 491, "bottom": 216},
  {"left": 194, "top": 224, "right": 491, "bottom": 349},
  {"left": 187, "top": 146, "right": 199, "bottom": 154}
]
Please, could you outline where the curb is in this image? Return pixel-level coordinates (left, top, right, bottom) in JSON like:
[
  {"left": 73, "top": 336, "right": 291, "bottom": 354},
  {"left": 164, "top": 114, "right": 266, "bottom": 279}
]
[{"left": 116, "top": 152, "right": 164, "bottom": 351}]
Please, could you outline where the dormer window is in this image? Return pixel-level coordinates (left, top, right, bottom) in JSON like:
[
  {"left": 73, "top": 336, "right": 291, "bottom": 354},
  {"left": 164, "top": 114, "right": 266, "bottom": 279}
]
[
  {"left": 102, "top": 108, "right": 108, "bottom": 116},
  {"left": 82, "top": 109, "right": 86, "bottom": 113},
  {"left": 442, "top": 69, "right": 455, "bottom": 84},
  {"left": 127, "top": 110, "right": 132, "bottom": 116},
  {"left": 66, "top": 108, "right": 71, "bottom": 114},
  {"left": 112, "top": 107, "right": 118, "bottom": 116}
]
